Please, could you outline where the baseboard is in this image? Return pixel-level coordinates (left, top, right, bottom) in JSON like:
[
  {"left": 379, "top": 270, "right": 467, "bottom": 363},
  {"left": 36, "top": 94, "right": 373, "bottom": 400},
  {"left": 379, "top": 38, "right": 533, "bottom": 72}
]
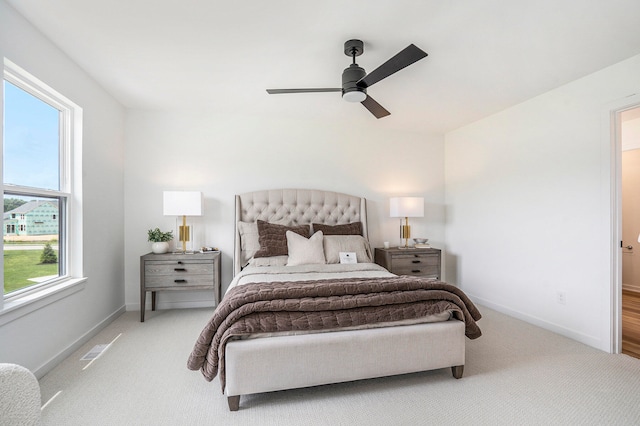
[
  {"left": 623, "top": 283, "right": 640, "bottom": 293},
  {"left": 468, "top": 294, "right": 603, "bottom": 350},
  {"left": 33, "top": 305, "right": 126, "bottom": 379},
  {"left": 125, "top": 299, "right": 215, "bottom": 312}
]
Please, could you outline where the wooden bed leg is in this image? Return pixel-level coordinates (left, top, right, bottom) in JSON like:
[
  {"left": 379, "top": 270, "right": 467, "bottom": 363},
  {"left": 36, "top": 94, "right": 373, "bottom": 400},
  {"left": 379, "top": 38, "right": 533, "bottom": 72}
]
[
  {"left": 227, "top": 395, "right": 240, "bottom": 411},
  {"left": 451, "top": 365, "right": 464, "bottom": 379}
]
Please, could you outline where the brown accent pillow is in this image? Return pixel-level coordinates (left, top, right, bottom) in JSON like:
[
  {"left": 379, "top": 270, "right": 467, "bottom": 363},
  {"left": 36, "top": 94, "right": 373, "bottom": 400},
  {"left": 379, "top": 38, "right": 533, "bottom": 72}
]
[
  {"left": 312, "top": 222, "right": 363, "bottom": 236},
  {"left": 254, "top": 220, "right": 310, "bottom": 258}
]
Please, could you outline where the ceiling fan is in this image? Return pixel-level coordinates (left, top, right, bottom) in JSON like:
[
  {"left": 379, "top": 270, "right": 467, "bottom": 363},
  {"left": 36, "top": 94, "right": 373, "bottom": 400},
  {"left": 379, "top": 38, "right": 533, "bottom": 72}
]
[{"left": 266, "top": 39, "right": 428, "bottom": 119}]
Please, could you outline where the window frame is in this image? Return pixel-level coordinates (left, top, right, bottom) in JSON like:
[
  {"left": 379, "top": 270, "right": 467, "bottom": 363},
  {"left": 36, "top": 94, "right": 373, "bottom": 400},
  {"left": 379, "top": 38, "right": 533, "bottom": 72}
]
[{"left": 1, "top": 59, "right": 84, "bottom": 316}]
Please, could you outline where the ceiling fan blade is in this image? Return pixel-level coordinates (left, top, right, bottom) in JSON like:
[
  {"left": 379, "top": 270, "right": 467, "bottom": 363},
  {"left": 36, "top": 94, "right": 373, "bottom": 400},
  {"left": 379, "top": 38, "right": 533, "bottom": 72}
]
[
  {"left": 357, "top": 44, "right": 428, "bottom": 89},
  {"left": 266, "top": 88, "right": 341, "bottom": 94},
  {"left": 361, "top": 95, "right": 390, "bottom": 119}
]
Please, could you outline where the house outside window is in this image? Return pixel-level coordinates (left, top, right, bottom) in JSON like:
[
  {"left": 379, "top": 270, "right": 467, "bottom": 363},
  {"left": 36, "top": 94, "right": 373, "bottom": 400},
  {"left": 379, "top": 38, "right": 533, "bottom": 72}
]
[{"left": 2, "top": 59, "right": 82, "bottom": 300}]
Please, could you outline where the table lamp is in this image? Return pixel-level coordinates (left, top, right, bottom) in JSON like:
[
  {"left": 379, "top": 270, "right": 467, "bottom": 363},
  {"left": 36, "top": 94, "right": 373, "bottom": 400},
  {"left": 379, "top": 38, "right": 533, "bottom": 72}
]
[
  {"left": 163, "top": 191, "right": 203, "bottom": 253},
  {"left": 390, "top": 197, "right": 424, "bottom": 249}
]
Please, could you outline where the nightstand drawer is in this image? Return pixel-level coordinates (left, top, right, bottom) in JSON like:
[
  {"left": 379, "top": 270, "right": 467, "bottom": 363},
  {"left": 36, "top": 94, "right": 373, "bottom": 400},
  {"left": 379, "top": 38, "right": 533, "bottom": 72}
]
[
  {"left": 392, "top": 264, "right": 439, "bottom": 278},
  {"left": 391, "top": 253, "right": 439, "bottom": 269},
  {"left": 145, "top": 261, "right": 213, "bottom": 277},
  {"left": 144, "top": 261, "right": 213, "bottom": 288},
  {"left": 144, "top": 274, "right": 214, "bottom": 288}
]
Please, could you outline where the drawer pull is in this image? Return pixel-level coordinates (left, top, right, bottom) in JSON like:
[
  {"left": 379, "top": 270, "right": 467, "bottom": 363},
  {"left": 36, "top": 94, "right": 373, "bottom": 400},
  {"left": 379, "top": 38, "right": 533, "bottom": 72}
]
[
  {"left": 412, "top": 270, "right": 421, "bottom": 273},
  {"left": 412, "top": 260, "right": 421, "bottom": 264},
  {"left": 174, "top": 279, "right": 187, "bottom": 283},
  {"left": 177, "top": 261, "right": 183, "bottom": 264},
  {"left": 174, "top": 268, "right": 186, "bottom": 272}
]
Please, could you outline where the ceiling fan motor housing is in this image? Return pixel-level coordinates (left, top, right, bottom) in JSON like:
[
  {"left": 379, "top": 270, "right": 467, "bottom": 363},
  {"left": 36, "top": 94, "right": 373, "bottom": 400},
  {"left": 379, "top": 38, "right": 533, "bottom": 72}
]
[{"left": 342, "top": 64, "right": 367, "bottom": 102}]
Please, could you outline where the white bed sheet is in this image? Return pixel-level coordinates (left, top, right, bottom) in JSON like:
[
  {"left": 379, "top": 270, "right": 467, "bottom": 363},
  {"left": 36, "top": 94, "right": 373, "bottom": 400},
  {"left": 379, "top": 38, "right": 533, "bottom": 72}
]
[{"left": 227, "top": 262, "right": 395, "bottom": 293}]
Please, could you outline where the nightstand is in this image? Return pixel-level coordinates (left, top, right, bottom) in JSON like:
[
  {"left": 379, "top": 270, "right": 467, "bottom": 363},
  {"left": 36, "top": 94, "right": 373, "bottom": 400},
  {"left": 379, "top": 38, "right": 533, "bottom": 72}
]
[
  {"left": 374, "top": 247, "right": 441, "bottom": 280},
  {"left": 140, "top": 251, "right": 221, "bottom": 322}
]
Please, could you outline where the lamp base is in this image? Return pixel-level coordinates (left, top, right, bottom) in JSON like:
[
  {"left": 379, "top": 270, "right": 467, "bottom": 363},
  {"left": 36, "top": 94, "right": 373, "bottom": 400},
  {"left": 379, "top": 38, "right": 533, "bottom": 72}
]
[
  {"left": 398, "top": 220, "right": 413, "bottom": 249},
  {"left": 175, "top": 216, "right": 195, "bottom": 253}
]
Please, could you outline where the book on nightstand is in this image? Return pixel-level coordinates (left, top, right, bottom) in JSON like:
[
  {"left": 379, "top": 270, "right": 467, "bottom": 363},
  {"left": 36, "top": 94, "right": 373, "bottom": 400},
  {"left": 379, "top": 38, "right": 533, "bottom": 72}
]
[{"left": 414, "top": 243, "right": 431, "bottom": 248}]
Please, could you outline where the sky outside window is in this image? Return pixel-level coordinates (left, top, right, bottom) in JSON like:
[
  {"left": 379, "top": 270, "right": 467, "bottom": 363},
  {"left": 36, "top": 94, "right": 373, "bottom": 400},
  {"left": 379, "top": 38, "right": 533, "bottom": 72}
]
[{"left": 3, "top": 80, "right": 60, "bottom": 191}]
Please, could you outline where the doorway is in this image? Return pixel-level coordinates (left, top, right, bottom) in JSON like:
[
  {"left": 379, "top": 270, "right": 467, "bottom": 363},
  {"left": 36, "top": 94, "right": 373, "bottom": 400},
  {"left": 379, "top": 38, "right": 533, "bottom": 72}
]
[{"left": 620, "top": 106, "right": 640, "bottom": 358}]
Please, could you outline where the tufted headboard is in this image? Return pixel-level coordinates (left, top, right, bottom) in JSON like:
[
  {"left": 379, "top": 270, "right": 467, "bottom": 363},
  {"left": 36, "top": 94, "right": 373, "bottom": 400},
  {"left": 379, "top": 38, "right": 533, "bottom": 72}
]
[{"left": 234, "top": 189, "right": 368, "bottom": 275}]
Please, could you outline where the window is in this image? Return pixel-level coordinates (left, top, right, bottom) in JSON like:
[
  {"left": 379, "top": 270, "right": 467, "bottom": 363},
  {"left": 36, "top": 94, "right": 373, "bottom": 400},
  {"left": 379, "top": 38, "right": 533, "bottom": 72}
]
[{"left": 2, "top": 60, "right": 82, "bottom": 302}]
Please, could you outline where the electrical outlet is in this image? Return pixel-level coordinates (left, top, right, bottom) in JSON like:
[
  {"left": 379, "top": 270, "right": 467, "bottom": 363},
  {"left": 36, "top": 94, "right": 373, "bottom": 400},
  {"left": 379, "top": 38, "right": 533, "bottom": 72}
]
[{"left": 557, "top": 290, "right": 567, "bottom": 305}]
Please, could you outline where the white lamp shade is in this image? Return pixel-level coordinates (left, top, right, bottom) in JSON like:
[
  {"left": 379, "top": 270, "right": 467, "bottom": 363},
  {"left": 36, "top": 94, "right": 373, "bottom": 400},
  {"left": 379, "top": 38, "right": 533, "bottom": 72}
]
[
  {"left": 390, "top": 197, "right": 424, "bottom": 218},
  {"left": 163, "top": 191, "right": 203, "bottom": 216}
]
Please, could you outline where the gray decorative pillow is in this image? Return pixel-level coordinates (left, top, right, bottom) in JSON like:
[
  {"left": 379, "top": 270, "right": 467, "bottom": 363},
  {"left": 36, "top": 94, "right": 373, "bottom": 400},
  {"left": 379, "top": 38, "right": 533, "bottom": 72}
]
[
  {"left": 312, "top": 222, "right": 363, "bottom": 236},
  {"left": 254, "top": 220, "right": 310, "bottom": 258}
]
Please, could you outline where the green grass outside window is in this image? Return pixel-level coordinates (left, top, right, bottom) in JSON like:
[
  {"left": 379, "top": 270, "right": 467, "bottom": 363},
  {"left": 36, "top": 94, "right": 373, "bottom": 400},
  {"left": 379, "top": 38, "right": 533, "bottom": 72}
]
[{"left": 4, "top": 249, "right": 59, "bottom": 294}]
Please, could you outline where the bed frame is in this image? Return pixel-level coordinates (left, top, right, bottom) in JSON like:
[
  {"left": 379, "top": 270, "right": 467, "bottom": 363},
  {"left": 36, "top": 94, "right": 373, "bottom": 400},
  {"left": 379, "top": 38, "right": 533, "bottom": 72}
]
[{"left": 226, "top": 189, "right": 465, "bottom": 411}]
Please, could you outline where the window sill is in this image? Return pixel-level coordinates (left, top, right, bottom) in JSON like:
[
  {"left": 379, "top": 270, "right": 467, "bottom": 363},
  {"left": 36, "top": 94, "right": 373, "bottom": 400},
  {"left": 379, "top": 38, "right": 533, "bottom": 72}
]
[{"left": 0, "top": 277, "right": 87, "bottom": 327}]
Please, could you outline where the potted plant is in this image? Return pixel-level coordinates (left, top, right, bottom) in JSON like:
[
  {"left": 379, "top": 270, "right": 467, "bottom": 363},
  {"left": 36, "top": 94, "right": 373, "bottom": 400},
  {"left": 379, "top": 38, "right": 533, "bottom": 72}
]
[{"left": 147, "top": 228, "right": 173, "bottom": 254}]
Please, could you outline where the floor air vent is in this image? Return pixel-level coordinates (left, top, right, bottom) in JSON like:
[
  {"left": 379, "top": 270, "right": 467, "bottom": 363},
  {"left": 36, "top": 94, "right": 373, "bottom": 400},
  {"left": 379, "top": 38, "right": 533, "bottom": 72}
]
[{"left": 80, "top": 344, "right": 110, "bottom": 361}]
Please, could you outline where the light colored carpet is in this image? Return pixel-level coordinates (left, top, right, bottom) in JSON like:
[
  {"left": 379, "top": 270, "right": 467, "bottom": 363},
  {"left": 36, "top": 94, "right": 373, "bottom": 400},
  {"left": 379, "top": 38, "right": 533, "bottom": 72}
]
[{"left": 39, "top": 306, "right": 640, "bottom": 425}]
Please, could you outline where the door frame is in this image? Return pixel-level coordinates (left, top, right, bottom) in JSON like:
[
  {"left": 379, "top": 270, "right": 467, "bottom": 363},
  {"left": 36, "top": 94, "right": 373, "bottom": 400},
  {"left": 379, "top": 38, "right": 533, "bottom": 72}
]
[{"left": 610, "top": 96, "right": 640, "bottom": 354}]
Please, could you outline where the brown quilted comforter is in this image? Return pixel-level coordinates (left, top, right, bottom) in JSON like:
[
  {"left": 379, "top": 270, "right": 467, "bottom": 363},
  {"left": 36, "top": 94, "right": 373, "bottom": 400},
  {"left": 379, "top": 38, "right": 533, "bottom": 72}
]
[{"left": 187, "top": 276, "right": 482, "bottom": 388}]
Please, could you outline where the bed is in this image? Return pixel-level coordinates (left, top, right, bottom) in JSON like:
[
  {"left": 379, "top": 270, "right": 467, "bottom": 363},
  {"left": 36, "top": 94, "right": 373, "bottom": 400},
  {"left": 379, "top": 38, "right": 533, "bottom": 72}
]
[{"left": 187, "top": 189, "right": 481, "bottom": 411}]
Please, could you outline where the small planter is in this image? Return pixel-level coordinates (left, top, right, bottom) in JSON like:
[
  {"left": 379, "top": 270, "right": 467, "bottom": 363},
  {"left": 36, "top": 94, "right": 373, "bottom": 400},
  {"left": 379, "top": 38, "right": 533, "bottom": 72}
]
[{"left": 151, "top": 241, "right": 169, "bottom": 254}]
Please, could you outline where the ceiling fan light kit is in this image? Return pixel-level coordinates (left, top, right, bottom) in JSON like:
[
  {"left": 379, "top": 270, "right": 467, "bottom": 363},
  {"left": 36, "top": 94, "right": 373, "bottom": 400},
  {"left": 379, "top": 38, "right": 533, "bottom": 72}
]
[
  {"left": 266, "top": 39, "right": 428, "bottom": 119},
  {"left": 342, "top": 89, "right": 367, "bottom": 103}
]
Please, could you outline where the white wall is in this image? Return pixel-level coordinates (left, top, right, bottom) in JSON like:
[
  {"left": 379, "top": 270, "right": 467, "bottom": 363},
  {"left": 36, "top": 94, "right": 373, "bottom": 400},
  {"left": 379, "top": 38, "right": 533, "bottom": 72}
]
[
  {"left": 445, "top": 53, "right": 640, "bottom": 351},
  {"left": 0, "top": 0, "right": 126, "bottom": 376},
  {"left": 123, "top": 110, "right": 445, "bottom": 309}
]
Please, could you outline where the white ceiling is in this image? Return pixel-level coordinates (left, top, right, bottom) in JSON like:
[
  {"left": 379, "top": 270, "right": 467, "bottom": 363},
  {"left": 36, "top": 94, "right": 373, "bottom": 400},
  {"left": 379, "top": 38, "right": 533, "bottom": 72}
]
[{"left": 7, "top": 0, "right": 640, "bottom": 134}]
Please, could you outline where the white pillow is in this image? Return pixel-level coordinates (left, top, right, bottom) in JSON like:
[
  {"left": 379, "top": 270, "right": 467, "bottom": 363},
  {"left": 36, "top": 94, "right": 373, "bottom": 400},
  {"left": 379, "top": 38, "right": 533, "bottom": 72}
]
[
  {"left": 238, "top": 221, "right": 260, "bottom": 265},
  {"left": 323, "top": 235, "right": 372, "bottom": 264},
  {"left": 249, "top": 255, "right": 289, "bottom": 267},
  {"left": 286, "top": 231, "right": 326, "bottom": 266}
]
